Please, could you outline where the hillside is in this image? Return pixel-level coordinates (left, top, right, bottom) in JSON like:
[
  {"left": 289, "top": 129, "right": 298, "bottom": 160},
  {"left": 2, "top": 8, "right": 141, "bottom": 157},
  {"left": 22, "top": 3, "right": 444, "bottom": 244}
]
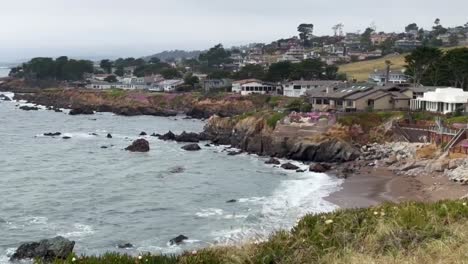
[
  {"left": 43, "top": 200, "right": 468, "bottom": 264},
  {"left": 338, "top": 54, "right": 407, "bottom": 82},
  {"left": 144, "top": 50, "right": 203, "bottom": 62},
  {"left": 339, "top": 45, "right": 468, "bottom": 82}
]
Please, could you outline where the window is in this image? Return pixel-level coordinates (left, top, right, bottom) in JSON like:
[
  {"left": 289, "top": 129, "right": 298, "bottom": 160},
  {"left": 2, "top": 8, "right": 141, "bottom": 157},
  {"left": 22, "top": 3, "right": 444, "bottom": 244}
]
[
  {"left": 337, "top": 100, "right": 343, "bottom": 106},
  {"left": 346, "top": 100, "right": 353, "bottom": 107},
  {"left": 323, "top": 99, "right": 330, "bottom": 105},
  {"left": 294, "top": 85, "right": 301, "bottom": 90},
  {"left": 316, "top": 99, "right": 322, "bottom": 105}
]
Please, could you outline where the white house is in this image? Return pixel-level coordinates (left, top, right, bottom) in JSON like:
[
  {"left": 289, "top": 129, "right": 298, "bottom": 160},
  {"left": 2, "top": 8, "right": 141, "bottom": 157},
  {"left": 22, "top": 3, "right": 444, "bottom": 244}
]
[
  {"left": 410, "top": 88, "right": 468, "bottom": 114},
  {"left": 232, "top": 79, "right": 276, "bottom": 95},
  {"left": 369, "top": 69, "right": 408, "bottom": 85},
  {"left": 283, "top": 80, "right": 347, "bottom": 97},
  {"left": 150, "top": 79, "right": 184, "bottom": 92},
  {"left": 86, "top": 81, "right": 126, "bottom": 90}
]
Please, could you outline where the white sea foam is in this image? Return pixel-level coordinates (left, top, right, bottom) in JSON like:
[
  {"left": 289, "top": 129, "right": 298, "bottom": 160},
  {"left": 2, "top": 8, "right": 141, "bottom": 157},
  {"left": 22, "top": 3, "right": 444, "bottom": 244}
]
[
  {"left": 195, "top": 208, "right": 224, "bottom": 218},
  {"left": 0, "top": 248, "right": 16, "bottom": 264},
  {"left": 58, "top": 223, "right": 94, "bottom": 238}
]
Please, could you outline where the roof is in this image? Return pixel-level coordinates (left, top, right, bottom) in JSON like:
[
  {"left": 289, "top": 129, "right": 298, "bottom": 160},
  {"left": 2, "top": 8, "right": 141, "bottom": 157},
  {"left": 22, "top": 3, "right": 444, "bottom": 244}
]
[
  {"left": 232, "top": 79, "right": 261, "bottom": 85},
  {"left": 409, "top": 86, "right": 444, "bottom": 93},
  {"left": 284, "top": 80, "right": 346, "bottom": 86},
  {"left": 415, "top": 87, "right": 468, "bottom": 103}
]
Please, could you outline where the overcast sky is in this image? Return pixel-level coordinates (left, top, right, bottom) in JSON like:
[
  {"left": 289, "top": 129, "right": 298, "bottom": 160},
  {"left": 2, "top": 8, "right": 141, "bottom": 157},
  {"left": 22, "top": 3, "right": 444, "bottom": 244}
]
[{"left": 1, "top": 0, "right": 467, "bottom": 62}]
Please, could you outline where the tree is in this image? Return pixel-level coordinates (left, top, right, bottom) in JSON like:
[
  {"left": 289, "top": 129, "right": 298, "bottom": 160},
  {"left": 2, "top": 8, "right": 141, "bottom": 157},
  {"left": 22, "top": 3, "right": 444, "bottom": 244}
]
[
  {"left": 207, "top": 70, "right": 231, "bottom": 79},
  {"left": 198, "top": 44, "right": 232, "bottom": 68},
  {"left": 104, "top": 75, "right": 118, "bottom": 83},
  {"left": 291, "top": 59, "right": 325, "bottom": 80},
  {"left": 449, "top": 34, "right": 459, "bottom": 46},
  {"left": 444, "top": 48, "right": 468, "bottom": 89},
  {"left": 100, "top": 59, "right": 113, "bottom": 74},
  {"left": 233, "top": 64, "right": 265, "bottom": 80},
  {"left": 298, "top": 23, "right": 314, "bottom": 45},
  {"left": 149, "top": 57, "right": 161, "bottom": 64},
  {"left": 324, "top": 65, "right": 339, "bottom": 80},
  {"left": 160, "top": 68, "right": 182, "bottom": 79},
  {"left": 265, "top": 61, "right": 295, "bottom": 82},
  {"left": 405, "top": 23, "right": 419, "bottom": 33},
  {"left": 360, "top": 27, "right": 374, "bottom": 49},
  {"left": 404, "top": 47, "right": 443, "bottom": 86},
  {"left": 184, "top": 73, "right": 199, "bottom": 88},
  {"left": 114, "top": 66, "right": 124, "bottom": 77},
  {"left": 332, "top": 23, "right": 344, "bottom": 36}
]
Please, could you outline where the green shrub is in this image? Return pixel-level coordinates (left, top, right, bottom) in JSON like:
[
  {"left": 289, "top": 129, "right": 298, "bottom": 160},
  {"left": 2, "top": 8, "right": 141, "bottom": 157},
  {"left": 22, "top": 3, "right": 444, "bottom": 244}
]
[{"left": 266, "top": 112, "right": 287, "bottom": 128}]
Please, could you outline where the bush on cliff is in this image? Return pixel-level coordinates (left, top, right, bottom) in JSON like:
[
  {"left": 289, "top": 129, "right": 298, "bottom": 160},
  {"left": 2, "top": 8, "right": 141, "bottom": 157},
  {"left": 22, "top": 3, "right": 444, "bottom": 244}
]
[{"left": 42, "top": 200, "right": 468, "bottom": 264}]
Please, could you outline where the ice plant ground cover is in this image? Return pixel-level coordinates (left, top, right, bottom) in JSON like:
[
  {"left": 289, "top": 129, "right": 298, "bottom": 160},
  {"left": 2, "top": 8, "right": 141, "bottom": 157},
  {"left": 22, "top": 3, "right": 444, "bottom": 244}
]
[{"left": 40, "top": 200, "right": 468, "bottom": 264}]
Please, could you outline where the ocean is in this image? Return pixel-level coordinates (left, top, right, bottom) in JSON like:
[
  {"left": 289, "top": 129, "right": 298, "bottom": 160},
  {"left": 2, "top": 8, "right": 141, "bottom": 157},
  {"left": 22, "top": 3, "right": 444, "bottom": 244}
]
[
  {"left": 0, "top": 67, "right": 10, "bottom": 78},
  {"left": 0, "top": 92, "right": 342, "bottom": 263}
]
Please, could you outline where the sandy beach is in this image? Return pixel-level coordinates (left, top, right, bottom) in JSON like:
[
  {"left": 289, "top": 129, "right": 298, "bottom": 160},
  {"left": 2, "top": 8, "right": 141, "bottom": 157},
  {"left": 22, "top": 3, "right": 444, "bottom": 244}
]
[{"left": 327, "top": 165, "right": 468, "bottom": 209}]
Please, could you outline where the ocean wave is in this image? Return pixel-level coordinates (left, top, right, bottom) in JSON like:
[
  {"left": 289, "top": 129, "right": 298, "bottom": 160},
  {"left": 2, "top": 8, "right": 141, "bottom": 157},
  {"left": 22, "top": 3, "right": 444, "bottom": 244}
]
[
  {"left": 57, "top": 223, "right": 94, "bottom": 238},
  {"left": 195, "top": 208, "right": 224, "bottom": 218}
]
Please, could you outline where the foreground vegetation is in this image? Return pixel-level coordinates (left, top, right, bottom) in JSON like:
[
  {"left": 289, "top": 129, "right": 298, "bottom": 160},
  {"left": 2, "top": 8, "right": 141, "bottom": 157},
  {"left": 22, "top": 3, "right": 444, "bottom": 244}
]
[{"left": 42, "top": 200, "right": 468, "bottom": 264}]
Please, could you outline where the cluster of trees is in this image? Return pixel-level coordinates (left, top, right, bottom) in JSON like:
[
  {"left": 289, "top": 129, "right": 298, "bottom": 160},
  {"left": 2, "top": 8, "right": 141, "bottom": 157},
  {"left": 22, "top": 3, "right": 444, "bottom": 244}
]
[
  {"left": 10, "top": 56, "right": 93, "bottom": 81},
  {"left": 405, "top": 47, "right": 468, "bottom": 90},
  {"left": 98, "top": 57, "right": 181, "bottom": 79}
]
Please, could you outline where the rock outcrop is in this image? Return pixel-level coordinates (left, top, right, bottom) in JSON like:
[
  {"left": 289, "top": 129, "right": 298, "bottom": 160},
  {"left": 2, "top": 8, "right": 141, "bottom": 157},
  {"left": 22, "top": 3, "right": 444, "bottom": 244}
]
[
  {"left": 19, "top": 105, "right": 39, "bottom": 111},
  {"left": 125, "top": 139, "right": 150, "bottom": 152},
  {"left": 69, "top": 107, "right": 94, "bottom": 115},
  {"left": 169, "top": 235, "right": 188, "bottom": 245},
  {"left": 281, "top": 162, "right": 299, "bottom": 170},
  {"left": 10, "top": 236, "right": 75, "bottom": 262},
  {"left": 181, "top": 143, "right": 201, "bottom": 151}
]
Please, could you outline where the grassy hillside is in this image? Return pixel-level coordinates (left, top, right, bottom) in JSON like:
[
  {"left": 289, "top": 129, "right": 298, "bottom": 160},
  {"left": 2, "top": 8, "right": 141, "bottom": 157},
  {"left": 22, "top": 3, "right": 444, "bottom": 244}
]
[
  {"left": 45, "top": 200, "right": 468, "bottom": 264},
  {"left": 339, "top": 54, "right": 407, "bottom": 82},
  {"left": 339, "top": 45, "right": 468, "bottom": 82}
]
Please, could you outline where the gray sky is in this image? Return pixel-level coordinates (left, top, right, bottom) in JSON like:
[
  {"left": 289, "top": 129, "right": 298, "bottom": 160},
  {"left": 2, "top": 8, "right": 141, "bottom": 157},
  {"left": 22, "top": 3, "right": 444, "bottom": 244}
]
[{"left": 1, "top": 0, "right": 467, "bottom": 62}]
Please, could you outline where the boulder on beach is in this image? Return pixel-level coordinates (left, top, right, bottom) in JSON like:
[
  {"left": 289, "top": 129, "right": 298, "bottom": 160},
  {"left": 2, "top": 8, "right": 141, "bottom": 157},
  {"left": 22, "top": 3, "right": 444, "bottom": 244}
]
[
  {"left": 169, "top": 235, "right": 188, "bottom": 245},
  {"left": 44, "top": 132, "right": 61, "bottom": 137},
  {"left": 181, "top": 143, "right": 201, "bottom": 151},
  {"left": 10, "top": 236, "right": 75, "bottom": 262},
  {"left": 265, "top": 158, "right": 281, "bottom": 165},
  {"left": 281, "top": 162, "right": 299, "bottom": 170},
  {"left": 309, "top": 163, "right": 331, "bottom": 173},
  {"left": 158, "top": 131, "right": 176, "bottom": 141},
  {"left": 69, "top": 107, "right": 94, "bottom": 115},
  {"left": 19, "top": 105, "right": 39, "bottom": 111},
  {"left": 125, "top": 139, "right": 150, "bottom": 152}
]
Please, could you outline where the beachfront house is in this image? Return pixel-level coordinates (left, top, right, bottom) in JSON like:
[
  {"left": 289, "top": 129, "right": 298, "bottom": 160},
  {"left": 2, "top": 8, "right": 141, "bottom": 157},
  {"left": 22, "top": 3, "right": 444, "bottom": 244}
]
[
  {"left": 202, "top": 79, "right": 233, "bottom": 92},
  {"left": 232, "top": 79, "right": 277, "bottom": 95},
  {"left": 282, "top": 80, "right": 347, "bottom": 98},
  {"left": 307, "top": 85, "right": 412, "bottom": 112},
  {"left": 86, "top": 81, "right": 126, "bottom": 90},
  {"left": 151, "top": 79, "right": 184, "bottom": 92},
  {"left": 410, "top": 88, "right": 468, "bottom": 114}
]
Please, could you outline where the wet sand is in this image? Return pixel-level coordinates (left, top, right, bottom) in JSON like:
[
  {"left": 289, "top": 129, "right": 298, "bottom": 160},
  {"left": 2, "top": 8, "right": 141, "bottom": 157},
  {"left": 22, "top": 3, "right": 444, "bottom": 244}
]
[{"left": 327, "top": 166, "right": 468, "bottom": 209}]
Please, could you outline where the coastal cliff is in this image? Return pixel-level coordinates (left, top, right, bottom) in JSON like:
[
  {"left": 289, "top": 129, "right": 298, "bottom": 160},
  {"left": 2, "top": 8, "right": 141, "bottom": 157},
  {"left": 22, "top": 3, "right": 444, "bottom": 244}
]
[{"left": 204, "top": 114, "right": 360, "bottom": 162}]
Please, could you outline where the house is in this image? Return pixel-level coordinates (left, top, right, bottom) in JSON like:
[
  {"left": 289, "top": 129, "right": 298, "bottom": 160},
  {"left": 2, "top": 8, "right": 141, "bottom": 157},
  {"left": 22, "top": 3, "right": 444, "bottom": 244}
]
[
  {"left": 122, "top": 77, "right": 149, "bottom": 90},
  {"left": 202, "top": 79, "right": 233, "bottom": 92},
  {"left": 232, "top": 79, "right": 277, "bottom": 95},
  {"left": 410, "top": 88, "right": 468, "bottom": 114},
  {"left": 370, "top": 33, "right": 391, "bottom": 45},
  {"left": 394, "top": 39, "right": 422, "bottom": 51},
  {"left": 308, "top": 85, "right": 412, "bottom": 112},
  {"left": 151, "top": 79, "right": 184, "bottom": 92},
  {"left": 86, "top": 81, "right": 126, "bottom": 90},
  {"left": 283, "top": 80, "right": 347, "bottom": 98},
  {"left": 408, "top": 86, "right": 440, "bottom": 99},
  {"left": 369, "top": 69, "right": 408, "bottom": 84}
]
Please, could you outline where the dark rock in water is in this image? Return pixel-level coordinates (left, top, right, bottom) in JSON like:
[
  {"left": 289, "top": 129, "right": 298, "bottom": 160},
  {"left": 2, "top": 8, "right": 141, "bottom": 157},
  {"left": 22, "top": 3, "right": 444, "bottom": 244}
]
[
  {"left": 169, "top": 166, "right": 185, "bottom": 173},
  {"left": 181, "top": 143, "right": 201, "bottom": 151},
  {"left": 106, "top": 133, "right": 112, "bottom": 138},
  {"left": 101, "top": 146, "right": 108, "bottom": 149},
  {"left": 296, "top": 169, "right": 306, "bottom": 173},
  {"left": 169, "top": 235, "right": 188, "bottom": 245},
  {"left": 19, "top": 105, "right": 39, "bottom": 111},
  {"left": 44, "top": 132, "right": 61, "bottom": 137},
  {"left": 117, "top": 243, "right": 133, "bottom": 249},
  {"left": 139, "top": 131, "right": 147, "bottom": 136},
  {"left": 89, "top": 133, "right": 98, "bottom": 136},
  {"left": 309, "top": 163, "right": 331, "bottom": 173},
  {"left": 114, "top": 107, "right": 141, "bottom": 116},
  {"left": 0, "top": 94, "right": 12, "bottom": 101},
  {"left": 158, "top": 131, "right": 176, "bottom": 141},
  {"left": 265, "top": 158, "right": 281, "bottom": 165},
  {"left": 175, "top": 131, "right": 200, "bottom": 143},
  {"left": 10, "top": 236, "right": 75, "bottom": 262},
  {"left": 227, "top": 150, "right": 243, "bottom": 156},
  {"left": 54, "top": 108, "right": 63, "bottom": 112},
  {"left": 204, "top": 143, "right": 211, "bottom": 147},
  {"left": 281, "top": 162, "right": 299, "bottom": 170},
  {"left": 226, "top": 199, "right": 237, "bottom": 203},
  {"left": 125, "top": 139, "right": 150, "bottom": 152},
  {"left": 69, "top": 107, "right": 94, "bottom": 115},
  {"left": 62, "top": 136, "right": 71, "bottom": 140},
  {"left": 150, "top": 133, "right": 160, "bottom": 137}
]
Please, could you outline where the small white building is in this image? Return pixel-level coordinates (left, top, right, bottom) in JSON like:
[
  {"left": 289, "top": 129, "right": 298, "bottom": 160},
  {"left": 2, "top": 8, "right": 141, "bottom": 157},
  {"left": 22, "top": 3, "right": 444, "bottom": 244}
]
[
  {"left": 150, "top": 79, "right": 184, "bottom": 92},
  {"left": 369, "top": 69, "right": 408, "bottom": 85},
  {"left": 232, "top": 79, "right": 276, "bottom": 95},
  {"left": 410, "top": 88, "right": 468, "bottom": 114},
  {"left": 283, "top": 80, "right": 347, "bottom": 97},
  {"left": 86, "top": 81, "right": 126, "bottom": 90}
]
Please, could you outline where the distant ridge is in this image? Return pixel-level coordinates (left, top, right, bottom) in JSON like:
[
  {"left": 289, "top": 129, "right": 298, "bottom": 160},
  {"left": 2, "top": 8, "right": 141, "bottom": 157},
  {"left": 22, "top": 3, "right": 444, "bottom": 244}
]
[{"left": 144, "top": 50, "right": 203, "bottom": 62}]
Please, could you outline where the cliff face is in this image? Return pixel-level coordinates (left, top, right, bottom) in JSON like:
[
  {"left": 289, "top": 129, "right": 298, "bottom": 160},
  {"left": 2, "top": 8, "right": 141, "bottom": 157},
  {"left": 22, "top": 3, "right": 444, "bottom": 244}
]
[{"left": 205, "top": 115, "right": 360, "bottom": 162}]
